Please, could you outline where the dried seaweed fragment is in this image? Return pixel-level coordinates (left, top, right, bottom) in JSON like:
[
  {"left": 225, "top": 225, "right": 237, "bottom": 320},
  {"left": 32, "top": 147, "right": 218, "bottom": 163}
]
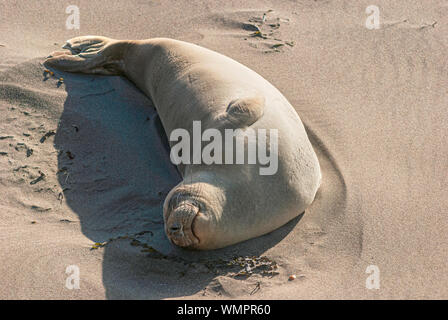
[
  {"left": 40, "top": 130, "right": 56, "bottom": 143},
  {"left": 30, "top": 171, "right": 45, "bottom": 185}
]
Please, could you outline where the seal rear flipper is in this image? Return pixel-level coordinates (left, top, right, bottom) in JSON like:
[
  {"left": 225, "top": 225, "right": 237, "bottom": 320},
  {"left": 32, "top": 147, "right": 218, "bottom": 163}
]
[{"left": 218, "top": 96, "right": 265, "bottom": 129}]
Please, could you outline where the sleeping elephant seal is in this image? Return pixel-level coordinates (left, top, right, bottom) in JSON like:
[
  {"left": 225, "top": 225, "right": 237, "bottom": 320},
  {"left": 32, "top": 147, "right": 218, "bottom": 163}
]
[{"left": 45, "top": 36, "right": 321, "bottom": 250}]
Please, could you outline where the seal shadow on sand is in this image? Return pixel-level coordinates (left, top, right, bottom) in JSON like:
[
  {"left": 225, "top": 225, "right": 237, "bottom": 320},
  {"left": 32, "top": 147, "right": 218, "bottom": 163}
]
[{"left": 53, "top": 70, "right": 302, "bottom": 299}]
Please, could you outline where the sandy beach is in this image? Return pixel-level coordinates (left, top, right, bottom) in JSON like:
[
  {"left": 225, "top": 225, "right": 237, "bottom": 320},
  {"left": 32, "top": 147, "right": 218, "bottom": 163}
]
[{"left": 0, "top": 0, "right": 447, "bottom": 299}]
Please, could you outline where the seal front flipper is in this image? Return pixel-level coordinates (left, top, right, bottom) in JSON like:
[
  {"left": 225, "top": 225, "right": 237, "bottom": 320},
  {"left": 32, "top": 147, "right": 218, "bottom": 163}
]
[
  {"left": 44, "top": 36, "right": 126, "bottom": 75},
  {"left": 217, "top": 96, "right": 265, "bottom": 129}
]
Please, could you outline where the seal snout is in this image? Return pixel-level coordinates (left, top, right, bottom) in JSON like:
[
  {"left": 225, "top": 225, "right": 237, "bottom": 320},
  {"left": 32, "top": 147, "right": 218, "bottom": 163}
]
[{"left": 166, "top": 202, "right": 200, "bottom": 248}]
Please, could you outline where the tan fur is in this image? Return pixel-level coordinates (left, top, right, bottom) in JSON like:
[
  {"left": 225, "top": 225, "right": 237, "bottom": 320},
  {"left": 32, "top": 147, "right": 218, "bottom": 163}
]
[{"left": 45, "top": 36, "right": 321, "bottom": 250}]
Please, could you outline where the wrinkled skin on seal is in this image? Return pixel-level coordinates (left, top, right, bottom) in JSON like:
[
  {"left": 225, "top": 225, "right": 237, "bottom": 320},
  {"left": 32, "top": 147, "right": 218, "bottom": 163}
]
[{"left": 45, "top": 36, "right": 321, "bottom": 250}]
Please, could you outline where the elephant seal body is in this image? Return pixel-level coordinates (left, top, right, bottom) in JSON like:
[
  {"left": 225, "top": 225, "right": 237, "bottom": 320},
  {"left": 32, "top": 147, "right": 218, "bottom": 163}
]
[{"left": 46, "top": 36, "right": 321, "bottom": 250}]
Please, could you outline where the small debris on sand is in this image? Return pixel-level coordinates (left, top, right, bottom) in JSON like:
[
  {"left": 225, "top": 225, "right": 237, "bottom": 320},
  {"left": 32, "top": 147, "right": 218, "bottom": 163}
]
[
  {"left": 14, "top": 143, "right": 33, "bottom": 157},
  {"left": 250, "top": 281, "right": 261, "bottom": 295},
  {"left": 222, "top": 256, "right": 279, "bottom": 278},
  {"left": 244, "top": 11, "right": 294, "bottom": 53},
  {"left": 30, "top": 205, "right": 51, "bottom": 212},
  {"left": 39, "top": 130, "right": 56, "bottom": 143},
  {"left": 30, "top": 171, "right": 45, "bottom": 185},
  {"left": 65, "top": 151, "right": 75, "bottom": 159},
  {"left": 250, "top": 31, "right": 268, "bottom": 39},
  {"left": 242, "top": 23, "right": 261, "bottom": 32},
  {"left": 271, "top": 43, "right": 285, "bottom": 49},
  {"left": 91, "top": 242, "right": 106, "bottom": 250}
]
